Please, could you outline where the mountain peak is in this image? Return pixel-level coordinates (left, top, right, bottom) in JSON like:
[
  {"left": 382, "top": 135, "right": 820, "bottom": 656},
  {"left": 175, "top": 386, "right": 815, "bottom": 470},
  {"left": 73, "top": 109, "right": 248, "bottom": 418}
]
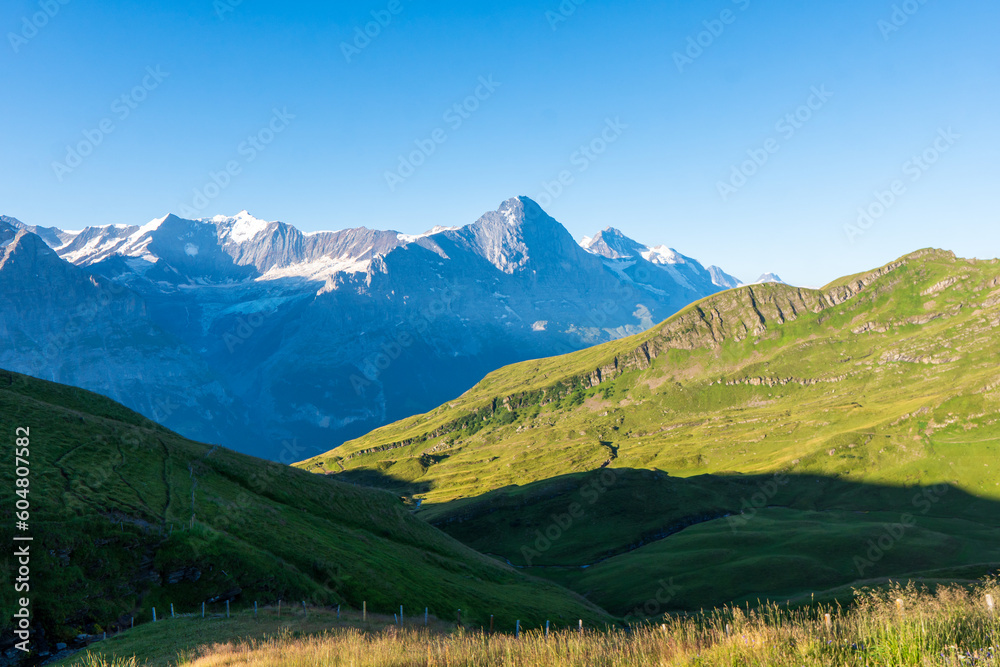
[
  {"left": 494, "top": 196, "right": 550, "bottom": 228},
  {"left": 581, "top": 227, "right": 645, "bottom": 260},
  {"left": 754, "top": 273, "right": 786, "bottom": 284},
  {"left": 707, "top": 265, "right": 743, "bottom": 289},
  {"left": 0, "top": 229, "right": 66, "bottom": 273},
  {"left": 211, "top": 210, "right": 273, "bottom": 244}
]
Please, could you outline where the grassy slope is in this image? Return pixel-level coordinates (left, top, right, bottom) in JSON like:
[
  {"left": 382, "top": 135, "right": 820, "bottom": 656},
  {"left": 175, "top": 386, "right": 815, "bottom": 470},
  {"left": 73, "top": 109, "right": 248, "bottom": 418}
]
[
  {"left": 297, "top": 249, "right": 1000, "bottom": 614},
  {"left": 0, "top": 370, "right": 607, "bottom": 645},
  {"left": 52, "top": 606, "right": 459, "bottom": 667},
  {"left": 66, "top": 581, "right": 1000, "bottom": 667}
]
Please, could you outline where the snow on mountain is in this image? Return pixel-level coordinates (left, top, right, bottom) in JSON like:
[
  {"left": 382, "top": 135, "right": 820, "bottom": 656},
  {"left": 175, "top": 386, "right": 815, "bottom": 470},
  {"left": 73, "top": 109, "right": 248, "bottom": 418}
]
[
  {"left": 1, "top": 197, "right": 748, "bottom": 460},
  {"left": 579, "top": 227, "right": 733, "bottom": 296},
  {"left": 213, "top": 210, "right": 273, "bottom": 244},
  {"left": 708, "top": 265, "right": 743, "bottom": 289},
  {"left": 1, "top": 214, "right": 77, "bottom": 249},
  {"left": 754, "top": 273, "right": 786, "bottom": 284}
]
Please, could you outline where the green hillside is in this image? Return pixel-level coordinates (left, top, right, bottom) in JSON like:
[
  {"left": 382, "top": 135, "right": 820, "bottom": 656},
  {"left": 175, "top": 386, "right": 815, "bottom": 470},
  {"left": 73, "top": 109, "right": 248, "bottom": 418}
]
[
  {"left": 0, "top": 369, "right": 608, "bottom": 648},
  {"left": 298, "top": 249, "right": 1000, "bottom": 614}
]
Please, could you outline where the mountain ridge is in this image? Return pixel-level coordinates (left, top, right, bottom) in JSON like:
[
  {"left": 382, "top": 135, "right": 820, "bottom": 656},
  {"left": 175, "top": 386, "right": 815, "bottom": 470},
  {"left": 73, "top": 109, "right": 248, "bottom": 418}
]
[
  {"left": 0, "top": 197, "right": 759, "bottom": 460},
  {"left": 295, "top": 246, "right": 1000, "bottom": 615}
]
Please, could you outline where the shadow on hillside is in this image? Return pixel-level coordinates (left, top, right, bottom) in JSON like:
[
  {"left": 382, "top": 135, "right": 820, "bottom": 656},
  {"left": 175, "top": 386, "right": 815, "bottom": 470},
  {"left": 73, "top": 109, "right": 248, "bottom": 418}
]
[
  {"left": 333, "top": 467, "right": 1000, "bottom": 614},
  {"left": 332, "top": 467, "right": 432, "bottom": 496}
]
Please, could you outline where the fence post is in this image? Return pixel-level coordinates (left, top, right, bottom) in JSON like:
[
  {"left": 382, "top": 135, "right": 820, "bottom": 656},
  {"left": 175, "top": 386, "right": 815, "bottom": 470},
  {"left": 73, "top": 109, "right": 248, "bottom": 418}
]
[
  {"left": 363, "top": 601, "right": 366, "bottom": 623},
  {"left": 579, "top": 619, "right": 583, "bottom": 635},
  {"left": 987, "top": 594, "right": 995, "bottom": 615},
  {"left": 457, "top": 609, "right": 461, "bottom": 626},
  {"left": 824, "top": 613, "right": 832, "bottom": 633},
  {"left": 202, "top": 602, "right": 205, "bottom": 619},
  {"left": 254, "top": 601, "right": 258, "bottom": 618},
  {"left": 171, "top": 603, "right": 175, "bottom": 619},
  {"left": 424, "top": 607, "right": 428, "bottom": 626},
  {"left": 515, "top": 620, "right": 520, "bottom": 639},
  {"left": 152, "top": 607, "right": 156, "bottom": 623},
  {"left": 545, "top": 620, "right": 549, "bottom": 638},
  {"left": 337, "top": 605, "right": 341, "bottom": 620},
  {"left": 400, "top": 605, "right": 403, "bottom": 625},
  {"left": 302, "top": 601, "right": 307, "bottom": 618},
  {"left": 226, "top": 600, "right": 230, "bottom": 619},
  {"left": 394, "top": 613, "right": 399, "bottom": 625},
  {"left": 131, "top": 617, "right": 134, "bottom": 629}
]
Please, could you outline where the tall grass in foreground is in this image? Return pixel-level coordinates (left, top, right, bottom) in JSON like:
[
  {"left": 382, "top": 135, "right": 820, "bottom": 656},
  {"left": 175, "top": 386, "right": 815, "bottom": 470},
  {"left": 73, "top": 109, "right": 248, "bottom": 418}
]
[{"left": 80, "top": 581, "right": 999, "bottom": 666}]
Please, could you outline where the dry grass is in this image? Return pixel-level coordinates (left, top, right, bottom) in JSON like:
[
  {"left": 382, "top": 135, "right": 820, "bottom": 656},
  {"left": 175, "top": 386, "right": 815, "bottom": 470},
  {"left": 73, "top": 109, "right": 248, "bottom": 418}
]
[{"left": 76, "top": 581, "right": 1000, "bottom": 666}]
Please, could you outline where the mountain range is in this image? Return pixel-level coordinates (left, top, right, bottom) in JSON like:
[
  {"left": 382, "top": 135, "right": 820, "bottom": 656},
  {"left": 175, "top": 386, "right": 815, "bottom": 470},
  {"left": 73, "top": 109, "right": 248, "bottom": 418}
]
[{"left": 0, "top": 197, "right": 771, "bottom": 460}]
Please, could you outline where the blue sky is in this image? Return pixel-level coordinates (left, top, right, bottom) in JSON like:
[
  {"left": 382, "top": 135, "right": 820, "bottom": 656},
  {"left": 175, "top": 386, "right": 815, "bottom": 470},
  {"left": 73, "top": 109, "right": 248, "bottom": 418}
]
[{"left": 2, "top": 0, "right": 997, "bottom": 286}]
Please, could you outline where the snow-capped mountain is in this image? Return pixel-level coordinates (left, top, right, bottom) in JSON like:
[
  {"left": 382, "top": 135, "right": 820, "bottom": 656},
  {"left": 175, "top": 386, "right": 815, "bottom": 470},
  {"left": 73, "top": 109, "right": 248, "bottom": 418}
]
[
  {"left": 754, "top": 273, "right": 786, "bottom": 284},
  {"left": 1, "top": 197, "right": 747, "bottom": 460},
  {"left": 580, "top": 227, "right": 744, "bottom": 294}
]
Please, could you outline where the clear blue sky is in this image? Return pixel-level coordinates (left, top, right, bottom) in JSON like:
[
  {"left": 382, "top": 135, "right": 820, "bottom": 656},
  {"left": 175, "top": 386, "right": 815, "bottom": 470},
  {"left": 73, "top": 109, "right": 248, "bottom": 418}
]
[{"left": 3, "top": 0, "right": 998, "bottom": 286}]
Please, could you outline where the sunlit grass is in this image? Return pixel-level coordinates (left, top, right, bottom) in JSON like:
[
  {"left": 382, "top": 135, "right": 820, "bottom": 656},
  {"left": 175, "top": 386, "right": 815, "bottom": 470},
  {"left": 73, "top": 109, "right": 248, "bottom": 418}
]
[{"left": 74, "top": 581, "right": 1000, "bottom": 666}]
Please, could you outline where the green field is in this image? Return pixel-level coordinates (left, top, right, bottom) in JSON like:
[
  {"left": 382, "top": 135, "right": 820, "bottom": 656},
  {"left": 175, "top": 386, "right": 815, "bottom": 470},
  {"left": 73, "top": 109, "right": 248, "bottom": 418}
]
[
  {"left": 0, "top": 370, "right": 607, "bottom": 650},
  {"left": 299, "top": 249, "right": 1000, "bottom": 615}
]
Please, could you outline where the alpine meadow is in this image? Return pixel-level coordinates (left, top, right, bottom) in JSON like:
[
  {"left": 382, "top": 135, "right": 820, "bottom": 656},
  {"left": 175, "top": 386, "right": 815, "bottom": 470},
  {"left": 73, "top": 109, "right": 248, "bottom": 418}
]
[{"left": 3, "top": 1, "right": 999, "bottom": 666}]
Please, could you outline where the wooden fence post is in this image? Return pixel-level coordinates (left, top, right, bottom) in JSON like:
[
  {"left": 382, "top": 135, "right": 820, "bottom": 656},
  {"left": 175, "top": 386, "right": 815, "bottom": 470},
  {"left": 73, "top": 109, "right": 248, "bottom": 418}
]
[
  {"left": 152, "top": 607, "right": 157, "bottom": 623},
  {"left": 578, "top": 619, "right": 583, "bottom": 635},
  {"left": 337, "top": 605, "right": 341, "bottom": 620},
  {"left": 202, "top": 602, "right": 205, "bottom": 619},
  {"left": 363, "top": 601, "right": 366, "bottom": 622},
  {"left": 545, "top": 620, "right": 549, "bottom": 638},
  {"left": 226, "top": 600, "right": 230, "bottom": 619},
  {"left": 824, "top": 613, "right": 832, "bottom": 633},
  {"left": 424, "top": 607, "right": 428, "bottom": 626},
  {"left": 400, "top": 605, "right": 403, "bottom": 624},
  {"left": 170, "top": 603, "right": 175, "bottom": 619},
  {"left": 515, "top": 620, "right": 520, "bottom": 639}
]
